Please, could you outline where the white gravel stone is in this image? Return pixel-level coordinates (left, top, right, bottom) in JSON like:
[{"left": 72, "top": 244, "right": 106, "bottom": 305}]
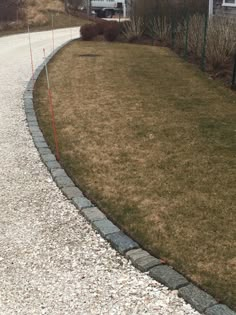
[{"left": 0, "top": 28, "right": 200, "bottom": 315}]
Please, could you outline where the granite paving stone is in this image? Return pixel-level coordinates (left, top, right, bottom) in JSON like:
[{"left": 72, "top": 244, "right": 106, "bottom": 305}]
[
  {"left": 51, "top": 168, "right": 67, "bottom": 178},
  {"left": 126, "top": 248, "right": 150, "bottom": 262},
  {"left": 134, "top": 254, "right": 162, "bottom": 272},
  {"left": 31, "top": 130, "right": 43, "bottom": 138},
  {"left": 45, "top": 160, "right": 61, "bottom": 170},
  {"left": 72, "top": 196, "right": 93, "bottom": 210},
  {"left": 150, "top": 265, "right": 189, "bottom": 289},
  {"left": 41, "top": 154, "right": 56, "bottom": 163},
  {"left": 33, "top": 136, "right": 46, "bottom": 143},
  {"left": 38, "top": 147, "right": 52, "bottom": 155},
  {"left": 92, "top": 219, "right": 120, "bottom": 237},
  {"left": 106, "top": 231, "right": 139, "bottom": 254},
  {"left": 178, "top": 284, "right": 218, "bottom": 313},
  {"left": 35, "top": 141, "right": 48, "bottom": 149},
  {"left": 81, "top": 207, "right": 106, "bottom": 222},
  {"left": 205, "top": 304, "right": 236, "bottom": 315},
  {"left": 54, "top": 175, "right": 74, "bottom": 188},
  {"left": 61, "top": 186, "right": 83, "bottom": 199}
]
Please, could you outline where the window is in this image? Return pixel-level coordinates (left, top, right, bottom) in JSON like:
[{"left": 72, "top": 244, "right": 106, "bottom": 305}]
[{"left": 223, "top": 0, "right": 236, "bottom": 7}]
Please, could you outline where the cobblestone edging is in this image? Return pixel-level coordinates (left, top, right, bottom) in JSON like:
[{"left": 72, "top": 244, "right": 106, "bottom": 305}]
[{"left": 23, "top": 40, "right": 235, "bottom": 315}]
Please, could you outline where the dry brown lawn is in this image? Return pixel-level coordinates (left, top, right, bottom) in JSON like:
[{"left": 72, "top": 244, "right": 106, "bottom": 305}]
[{"left": 34, "top": 41, "right": 236, "bottom": 310}]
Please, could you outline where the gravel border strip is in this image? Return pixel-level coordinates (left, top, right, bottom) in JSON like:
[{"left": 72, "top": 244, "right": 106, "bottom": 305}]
[{"left": 23, "top": 39, "right": 236, "bottom": 315}]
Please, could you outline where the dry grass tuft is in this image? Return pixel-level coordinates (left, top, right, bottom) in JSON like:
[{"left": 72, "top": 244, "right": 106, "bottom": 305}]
[
  {"left": 206, "top": 16, "right": 236, "bottom": 69},
  {"left": 148, "top": 16, "right": 171, "bottom": 43},
  {"left": 25, "top": 0, "right": 64, "bottom": 25},
  {"left": 122, "top": 18, "right": 145, "bottom": 42},
  {"left": 30, "top": 12, "right": 49, "bottom": 26}
]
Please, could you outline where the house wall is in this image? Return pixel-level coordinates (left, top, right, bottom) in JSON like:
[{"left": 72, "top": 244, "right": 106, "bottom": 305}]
[{"left": 214, "top": 0, "right": 236, "bottom": 16}]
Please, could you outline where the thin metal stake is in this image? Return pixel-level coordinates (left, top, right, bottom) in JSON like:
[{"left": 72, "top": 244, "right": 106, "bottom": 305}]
[
  {"left": 51, "top": 14, "right": 55, "bottom": 52},
  {"left": 28, "top": 24, "right": 35, "bottom": 84},
  {"left": 171, "top": 17, "right": 176, "bottom": 50},
  {"left": 184, "top": 14, "right": 190, "bottom": 60},
  {"left": 201, "top": 14, "right": 208, "bottom": 72},
  {"left": 232, "top": 53, "right": 236, "bottom": 90}
]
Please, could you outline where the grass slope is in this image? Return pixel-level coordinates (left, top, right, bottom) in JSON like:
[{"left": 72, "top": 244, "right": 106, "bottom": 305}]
[
  {"left": 35, "top": 41, "right": 236, "bottom": 310},
  {"left": 0, "top": 0, "right": 89, "bottom": 36}
]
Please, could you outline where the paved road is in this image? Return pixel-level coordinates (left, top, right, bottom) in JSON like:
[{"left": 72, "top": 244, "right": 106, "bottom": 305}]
[{"left": 0, "top": 28, "right": 200, "bottom": 315}]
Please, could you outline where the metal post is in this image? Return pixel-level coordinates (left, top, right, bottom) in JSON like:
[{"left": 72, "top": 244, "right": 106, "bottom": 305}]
[
  {"left": 184, "top": 14, "right": 190, "bottom": 60},
  {"left": 171, "top": 17, "right": 176, "bottom": 50},
  {"left": 51, "top": 14, "right": 54, "bottom": 52},
  {"left": 201, "top": 14, "right": 208, "bottom": 72},
  {"left": 16, "top": 2, "right": 18, "bottom": 24},
  {"left": 232, "top": 53, "right": 236, "bottom": 90},
  {"left": 64, "top": 0, "right": 68, "bottom": 13},
  {"left": 27, "top": 24, "right": 34, "bottom": 84}
]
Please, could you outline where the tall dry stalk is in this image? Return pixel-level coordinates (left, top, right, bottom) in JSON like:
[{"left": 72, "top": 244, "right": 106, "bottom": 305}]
[
  {"left": 122, "top": 17, "right": 145, "bottom": 42},
  {"left": 206, "top": 16, "right": 236, "bottom": 68},
  {"left": 188, "top": 14, "right": 205, "bottom": 58},
  {"left": 148, "top": 16, "right": 171, "bottom": 43}
]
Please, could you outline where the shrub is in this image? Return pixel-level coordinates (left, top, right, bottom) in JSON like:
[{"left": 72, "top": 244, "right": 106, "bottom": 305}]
[
  {"left": 104, "top": 21, "right": 120, "bottom": 42},
  {"left": 188, "top": 14, "right": 205, "bottom": 58},
  {"left": 206, "top": 16, "right": 236, "bottom": 69},
  {"left": 80, "top": 23, "right": 98, "bottom": 41},
  {"left": 148, "top": 16, "right": 171, "bottom": 43},
  {"left": 96, "top": 20, "right": 108, "bottom": 35},
  {"left": 122, "top": 18, "right": 145, "bottom": 42}
]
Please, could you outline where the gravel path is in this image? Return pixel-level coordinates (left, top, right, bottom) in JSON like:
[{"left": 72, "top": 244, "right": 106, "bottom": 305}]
[{"left": 0, "top": 28, "right": 200, "bottom": 315}]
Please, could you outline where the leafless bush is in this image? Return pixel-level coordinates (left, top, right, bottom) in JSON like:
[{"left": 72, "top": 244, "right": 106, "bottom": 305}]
[
  {"left": 30, "top": 12, "right": 49, "bottom": 25},
  {"left": 148, "top": 16, "right": 171, "bottom": 43},
  {"left": 188, "top": 14, "right": 205, "bottom": 58},
  {"left": 206, "top": 16, "right": 236, "bottom": 68},
  {"left": 174, "top": 21, "right": 185, "bottom": 51},
  {"left": 122, "top": 17, "right": 145, "bottom": 42}
]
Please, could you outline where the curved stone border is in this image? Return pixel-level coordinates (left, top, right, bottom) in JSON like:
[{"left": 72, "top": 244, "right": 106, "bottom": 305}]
[{"left": 23, "top": 40, "right": 235, "bottom": 315}]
